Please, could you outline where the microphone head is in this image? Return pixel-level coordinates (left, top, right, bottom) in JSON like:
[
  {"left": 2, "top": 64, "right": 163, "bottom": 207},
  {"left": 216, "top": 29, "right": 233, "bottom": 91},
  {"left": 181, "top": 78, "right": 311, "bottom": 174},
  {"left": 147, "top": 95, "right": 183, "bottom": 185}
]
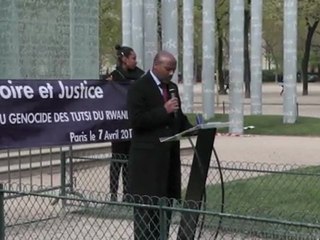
[{"left": 169, "top": 88, "right": 176, "bottom": 98}]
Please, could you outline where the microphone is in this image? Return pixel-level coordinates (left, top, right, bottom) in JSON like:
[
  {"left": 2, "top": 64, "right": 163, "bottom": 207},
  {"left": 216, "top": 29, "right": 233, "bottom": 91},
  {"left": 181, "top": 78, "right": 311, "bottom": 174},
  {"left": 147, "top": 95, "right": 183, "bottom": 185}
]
[{"left": 169, "top": 88, "right": 178, "bottom": 118}]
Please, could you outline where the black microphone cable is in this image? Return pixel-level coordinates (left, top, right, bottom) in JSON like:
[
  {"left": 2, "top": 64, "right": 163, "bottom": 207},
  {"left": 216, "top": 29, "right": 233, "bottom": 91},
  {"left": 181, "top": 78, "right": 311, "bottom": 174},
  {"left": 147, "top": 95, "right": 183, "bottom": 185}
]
[{"left": 212, "top": 146, "right": 225, "bottom": 240}]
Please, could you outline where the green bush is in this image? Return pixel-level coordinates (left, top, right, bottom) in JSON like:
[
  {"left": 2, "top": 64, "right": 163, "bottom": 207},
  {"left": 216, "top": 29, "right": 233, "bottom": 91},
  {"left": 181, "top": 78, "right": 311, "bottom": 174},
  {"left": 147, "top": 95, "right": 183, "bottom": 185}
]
[{"left": 262, "top": 70, "right": 277, "bottom": 82}]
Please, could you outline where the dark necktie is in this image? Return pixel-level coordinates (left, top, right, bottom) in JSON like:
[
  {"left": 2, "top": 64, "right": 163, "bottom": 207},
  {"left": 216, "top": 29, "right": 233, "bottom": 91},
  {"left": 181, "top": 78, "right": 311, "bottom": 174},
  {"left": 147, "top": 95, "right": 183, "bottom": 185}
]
[{"left": 160, "top": 83, "right": 169, "bottom": 102}]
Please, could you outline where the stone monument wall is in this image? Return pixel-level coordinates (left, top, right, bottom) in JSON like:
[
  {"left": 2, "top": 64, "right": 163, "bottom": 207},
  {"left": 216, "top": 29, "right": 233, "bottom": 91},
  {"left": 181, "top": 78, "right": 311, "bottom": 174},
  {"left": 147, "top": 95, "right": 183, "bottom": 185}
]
[{"left": 0, "top": 0, "right": 99, "bottom": 79}]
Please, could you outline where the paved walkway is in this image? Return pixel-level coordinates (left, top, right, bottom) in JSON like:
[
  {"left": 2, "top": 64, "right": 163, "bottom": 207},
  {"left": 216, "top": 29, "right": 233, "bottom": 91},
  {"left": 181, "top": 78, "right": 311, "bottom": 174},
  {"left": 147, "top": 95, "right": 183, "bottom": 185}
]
[
  {"left": 213, "top": 134, "right": 320, "bottom": 165},
  {"left": 179, "top": 82, "right": 320, "bottom": 166}
]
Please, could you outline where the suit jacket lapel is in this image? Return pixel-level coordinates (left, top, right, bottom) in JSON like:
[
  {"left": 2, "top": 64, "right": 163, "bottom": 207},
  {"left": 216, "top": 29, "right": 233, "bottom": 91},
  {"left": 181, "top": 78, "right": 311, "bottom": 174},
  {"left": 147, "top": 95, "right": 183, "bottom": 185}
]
[{"left": 146, "top": 71, "right": 165, "bottom": 102}]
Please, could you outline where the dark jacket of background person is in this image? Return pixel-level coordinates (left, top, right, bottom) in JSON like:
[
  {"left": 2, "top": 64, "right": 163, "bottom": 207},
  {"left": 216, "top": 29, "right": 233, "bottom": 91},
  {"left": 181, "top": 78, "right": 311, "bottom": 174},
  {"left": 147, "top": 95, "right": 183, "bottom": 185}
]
[
  {"left": 109, "top": 45, "right": 144, "bottom": 202},
  {"left": 110, "top": 65, "right": 144, "bottom": 84},
  {"left": 127, "top": 71, "right": 192, "bottom": 200}
]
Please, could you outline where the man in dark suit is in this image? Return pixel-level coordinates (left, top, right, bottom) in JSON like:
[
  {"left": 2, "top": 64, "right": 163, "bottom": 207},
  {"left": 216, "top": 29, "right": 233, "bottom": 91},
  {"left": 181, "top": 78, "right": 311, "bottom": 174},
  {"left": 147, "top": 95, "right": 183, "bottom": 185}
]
[{"left": 127, "top": 51, "right": 192, "bottom": 239}]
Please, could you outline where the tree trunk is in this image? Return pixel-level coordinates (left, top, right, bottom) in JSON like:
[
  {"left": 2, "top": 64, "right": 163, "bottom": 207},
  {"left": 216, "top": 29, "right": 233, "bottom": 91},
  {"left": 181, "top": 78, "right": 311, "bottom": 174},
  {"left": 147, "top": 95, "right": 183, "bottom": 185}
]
[
  {"left": 216, "top": 19, "right": 227, "bottom": 94},
  {"left": 244, "top": 6, "right": 251, "bottom": 98},
  {"left": 301, "top": 20, "right": 319, "bottom": 95}
]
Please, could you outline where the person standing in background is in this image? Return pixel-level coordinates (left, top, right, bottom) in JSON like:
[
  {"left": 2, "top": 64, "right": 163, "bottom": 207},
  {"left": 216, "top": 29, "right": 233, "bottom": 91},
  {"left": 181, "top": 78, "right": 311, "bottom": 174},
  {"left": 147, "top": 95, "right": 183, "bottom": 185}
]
[
  {"left": 127, "top": 51, "right": 192, "bottom": 239},
  {"left": 108, "top": 44, "right": 144, "bottom": 202}
]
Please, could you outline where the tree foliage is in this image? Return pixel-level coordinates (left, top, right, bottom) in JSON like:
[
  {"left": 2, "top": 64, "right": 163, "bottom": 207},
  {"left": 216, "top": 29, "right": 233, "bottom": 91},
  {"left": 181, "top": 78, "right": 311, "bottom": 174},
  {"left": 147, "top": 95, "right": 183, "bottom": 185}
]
[
  {"left": 98, "top": 0, "right": 320, "bottom": 95},
  {"left": 99, "top": 0, "right": 121, "bottom": 67},
  {"left": 263, "top": 0, "right": 320, "bottom": 95}
]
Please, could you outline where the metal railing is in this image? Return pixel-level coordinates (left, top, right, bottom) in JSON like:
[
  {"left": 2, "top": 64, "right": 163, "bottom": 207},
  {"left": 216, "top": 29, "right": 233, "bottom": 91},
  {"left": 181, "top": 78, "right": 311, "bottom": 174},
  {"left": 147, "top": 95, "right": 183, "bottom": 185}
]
[
  {"left": 0, "top": 143, "right": 111, "bottom": 193},
  {"left": 0, "top": 145, "right": 320, "bottom": 239},
  {"left": 1, "top": 187, "right": 320, "bottom": 240}
]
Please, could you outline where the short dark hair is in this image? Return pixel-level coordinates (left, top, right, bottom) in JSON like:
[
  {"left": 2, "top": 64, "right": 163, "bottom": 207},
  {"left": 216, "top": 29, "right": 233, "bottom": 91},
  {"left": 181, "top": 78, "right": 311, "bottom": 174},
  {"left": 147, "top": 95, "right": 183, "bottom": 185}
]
[
  {"left": 153, "top": 51, "right": 176, "bottom": 66},
  {"left": 115, "top": 44, "right": 134, "bottom": 66}
]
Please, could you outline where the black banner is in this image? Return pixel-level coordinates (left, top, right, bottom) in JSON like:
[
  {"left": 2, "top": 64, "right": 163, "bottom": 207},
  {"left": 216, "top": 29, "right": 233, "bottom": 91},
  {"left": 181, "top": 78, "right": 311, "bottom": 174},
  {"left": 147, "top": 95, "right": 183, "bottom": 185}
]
[{"left": 0, "top": 79, "right": 132, "bottom": 149}]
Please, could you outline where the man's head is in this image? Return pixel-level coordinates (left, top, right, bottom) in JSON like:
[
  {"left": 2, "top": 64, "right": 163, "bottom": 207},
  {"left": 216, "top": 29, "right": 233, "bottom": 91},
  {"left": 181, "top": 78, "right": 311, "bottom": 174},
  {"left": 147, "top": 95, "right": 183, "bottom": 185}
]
[{"left": 152, "top": 51, "right": 177, "bottom": 84}]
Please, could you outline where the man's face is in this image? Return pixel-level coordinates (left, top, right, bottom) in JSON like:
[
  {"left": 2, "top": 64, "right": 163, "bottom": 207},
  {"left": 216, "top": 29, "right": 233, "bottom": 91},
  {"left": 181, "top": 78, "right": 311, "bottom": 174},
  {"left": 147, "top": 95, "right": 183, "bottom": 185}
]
[{"left": 155, "top": 59, "right": 177, "bottom": 84}]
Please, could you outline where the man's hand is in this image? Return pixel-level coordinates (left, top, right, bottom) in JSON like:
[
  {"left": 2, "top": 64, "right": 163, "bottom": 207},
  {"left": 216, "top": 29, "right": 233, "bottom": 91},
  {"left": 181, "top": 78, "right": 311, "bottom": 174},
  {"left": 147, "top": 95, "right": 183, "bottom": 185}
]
[{"left": 164, "top": 97, "right": 179, "bottom": 113}]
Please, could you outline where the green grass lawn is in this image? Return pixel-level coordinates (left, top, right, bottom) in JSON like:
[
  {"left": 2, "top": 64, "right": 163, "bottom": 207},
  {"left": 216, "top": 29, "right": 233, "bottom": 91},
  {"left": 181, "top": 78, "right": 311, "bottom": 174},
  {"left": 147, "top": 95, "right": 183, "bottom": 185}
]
[
  {"left": 196, "top": 165, "right": 320, "bottom": 237},
  {"left": 188, "top": 113, "right": 320, "bottom": 136},
  {"left": 205, "top": 165, "right": 320, "bottom": 222},
  {"left": 185, "top": 113, "right": 320, "bottom": 236}
]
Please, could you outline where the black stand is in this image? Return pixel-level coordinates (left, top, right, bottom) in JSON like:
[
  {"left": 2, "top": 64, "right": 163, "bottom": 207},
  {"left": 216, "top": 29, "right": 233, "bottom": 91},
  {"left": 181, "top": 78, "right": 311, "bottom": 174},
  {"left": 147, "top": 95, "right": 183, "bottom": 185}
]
[{"left": 160, "top": 122, "right": 228, "bottom": 240}]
